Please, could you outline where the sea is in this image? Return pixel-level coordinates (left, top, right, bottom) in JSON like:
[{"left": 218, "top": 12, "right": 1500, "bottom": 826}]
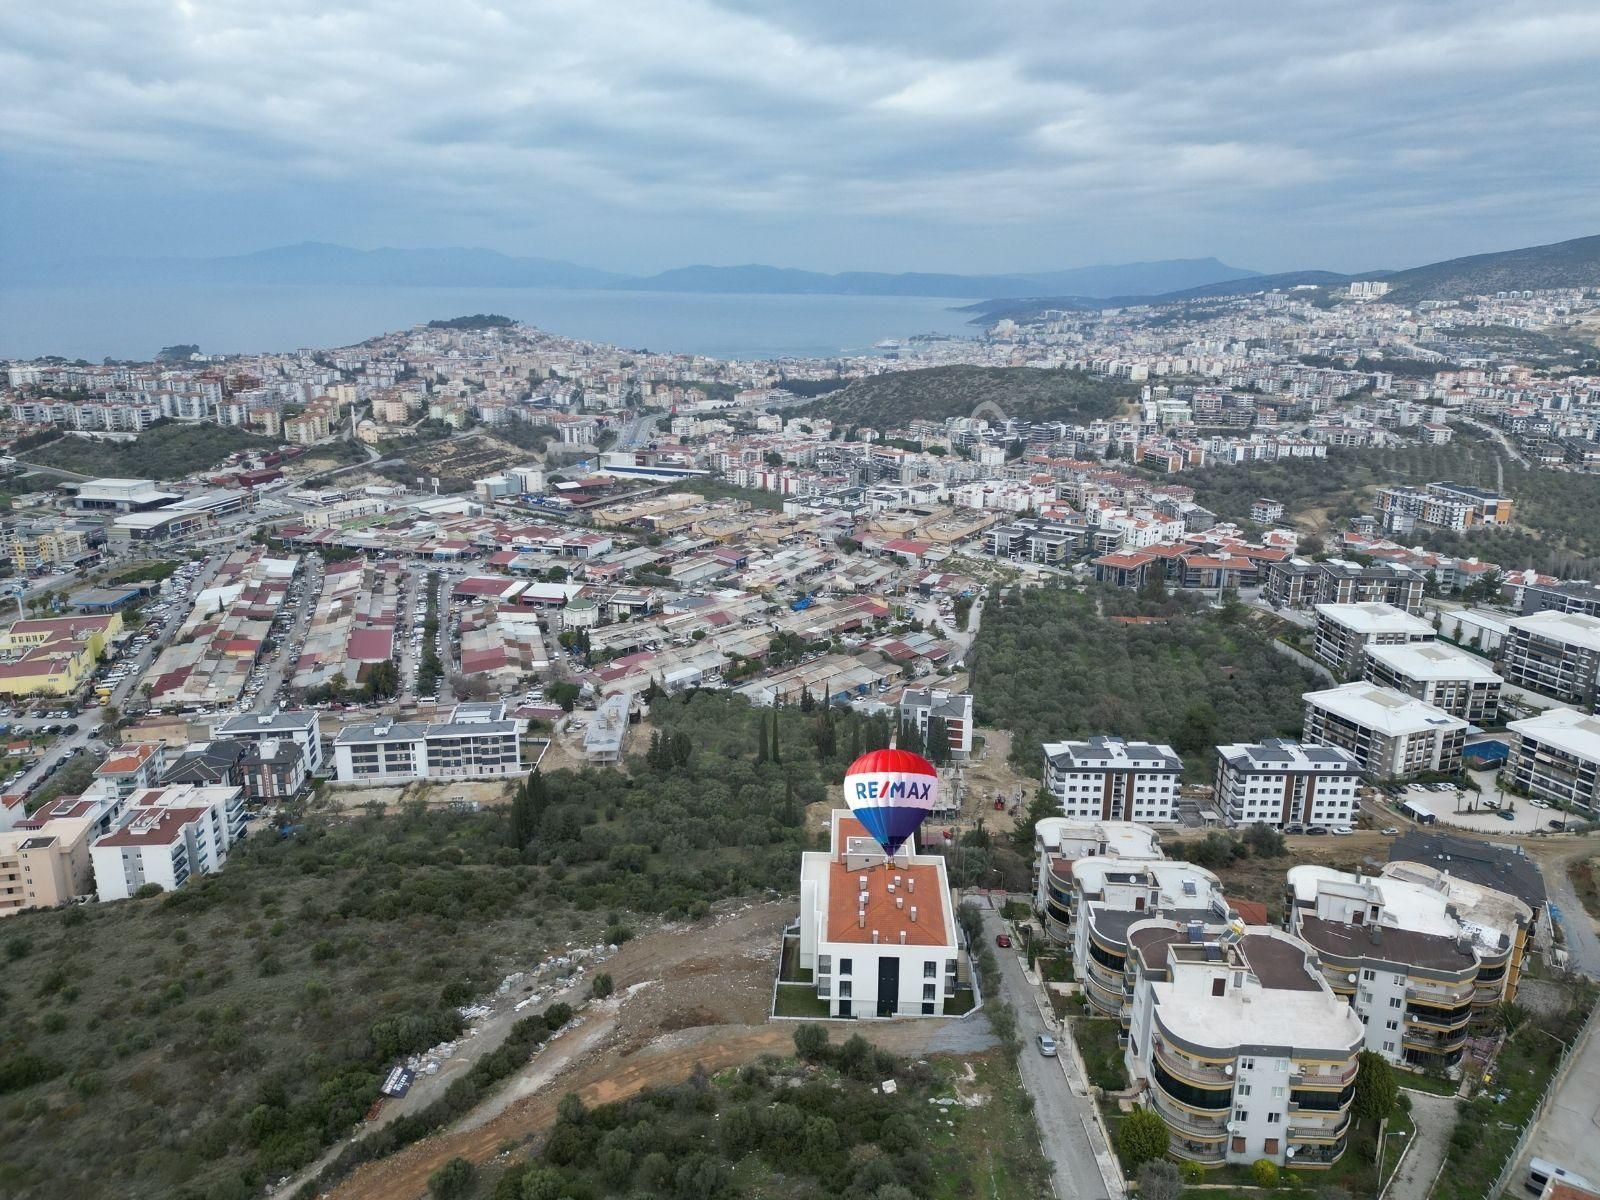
[{"left": 0, "top": 284, "right": 983, "bottom": 363}]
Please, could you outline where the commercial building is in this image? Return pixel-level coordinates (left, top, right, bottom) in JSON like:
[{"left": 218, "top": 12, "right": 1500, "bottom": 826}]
[
  {"left": 1287, "top": 863, "right": 1531, "bottom": 1069},
  {"left": 1043, "top": 736, "right": 1183, "bottom": 822},
  {"left": 1312, "top": 602, "right": 1434, "bottom": 677},
  {"left": 1213, "top": 739, "right": 1362, "bottom": 829},
  {"left": 88, "top": 784, "right": 246, "bottom": 902},
  {"left": 899, "top": 687, "right": 974, "bottom": 759},
  {"left": 1032, "top": 817, "right": 1164, "bottom": 942},
  {"left": 1505, "top": 707, "right": 1600, "bottom": 815},
  {"left": 331, "top": 701, "right": 526, "bottom": 782},
  {"left": 0, "top": 612, "right": 123, "bottom": 698},
  {"left": 212, "top": 709, "right": 324, "bottom": 776},
  {"left": 70, "top": 478, "right": 181, "bottom": 513},
  {"left": 1362, "top": 641, "right": 1503, "bottom": 724},
  {"left": 1500, "top": 611, "right": 1600, "bottom": 706},
  {"left": 1124, "top": 922, "right": 1363, "bottom": 1168},
  {"left": 796, "top": 809, "right": 958, "bottom": 1018},
  {"left": 1301, "top": 683, "right": 1467, "bottom": 779}
]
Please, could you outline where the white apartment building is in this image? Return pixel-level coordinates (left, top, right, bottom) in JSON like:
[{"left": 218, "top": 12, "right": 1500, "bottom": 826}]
[
  {"left": 1312, "top": 602, "right": 1435, "bottom": 677},
  {"left": 1500, "top": 611, "right": 1600, "bottom": 706},
  {"left": 1032, "top": 818, "right": 1163, "bottom": 943},
  {"left": 797, "top": 809, "right": 960, "bottom": 1018},
  {"left": 1363, "top": 641, "right": 1502, "bottom": 724},
  {"left": 1286, "top": 864, "right": 1530, "bottom": 1069},
  {"left": 899, "top": 687, "right": 974, "bottom": 760},
  {"left": 1123, "top": 922, "right": 1364, "bottom": 1168},
  {"left": 1505, "top": 707, "right": 1600, "bottom": 815},
  {"left": 1043, "top": 736, "right": 1183, "bottom": 822},
  {"left": 213, "top": 709, "right": 324, "bottom": 776},
  {"left": 1301, "top": 683, "right": 1467, "bottom": 779},
  {"left": 331, "top": 702, "right": 526, "bottom": 783},
  {"left": 89, "top": 785, "right": 246, "bottom": 902},
  {"left": 1213, "top": 739, "right": 1362, "bottom": 830}
]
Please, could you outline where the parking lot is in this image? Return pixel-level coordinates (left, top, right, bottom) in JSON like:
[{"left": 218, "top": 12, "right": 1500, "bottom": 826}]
[{"left": 1389, "top": 771, "right": 1573, "bottom": 835}]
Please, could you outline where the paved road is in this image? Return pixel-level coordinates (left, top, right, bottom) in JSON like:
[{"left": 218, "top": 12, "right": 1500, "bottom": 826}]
[
  {"left": 1385, "top": 1090, "right": 1456, "bottom": 1200},
  {"left": 1512, "top": 1006, "right": 1600, "bottom": 1189},
  {"left": 980, "top": 904, "right": 1122, "bottom": 1200},
  {"left": 1542, "top": 849, "right": 1600, "bottom": 979}
]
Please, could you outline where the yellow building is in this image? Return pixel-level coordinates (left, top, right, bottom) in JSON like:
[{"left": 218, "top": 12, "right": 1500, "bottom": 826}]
[
  {"left": 3, "top": 526, "right": 89, "bottom": 573},
  {"left": 0, "top": 816, "right": 96, "bottom": 917},
  {"left": 0, "top": 613, "right": 122, "bottom": 697}
]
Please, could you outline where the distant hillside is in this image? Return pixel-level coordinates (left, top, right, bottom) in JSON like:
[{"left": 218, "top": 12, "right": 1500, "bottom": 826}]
[
  {"left": 1382, "top": 233, "right": 1600, "bottom": 303},
  {"left": 965, "top": 270, "right": 1359, "bottom": 324},
  {"left": 793, "top": 365, "right": 1136, "bottom": 428},
  {"left": 635, "top": 257, "right": 1257, "bottom": 299}
]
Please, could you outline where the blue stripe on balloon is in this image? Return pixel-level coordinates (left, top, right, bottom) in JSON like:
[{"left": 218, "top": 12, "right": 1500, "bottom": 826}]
[{"left": 852, "top": 804, "right": 932, "bottom": 856}]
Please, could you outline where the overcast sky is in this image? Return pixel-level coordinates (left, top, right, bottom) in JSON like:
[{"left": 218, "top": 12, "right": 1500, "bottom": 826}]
[{"left": 3, "top": 0, "right": 1598, "bottom": 275}]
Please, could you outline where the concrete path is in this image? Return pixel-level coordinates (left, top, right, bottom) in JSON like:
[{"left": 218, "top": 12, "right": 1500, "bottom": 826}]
[
  {"left": 1513, "top": 1008, "right": 1600, "bottom": 1188},
  {"left": 980, "top": 903, "right": 1124, "bottom": 1200},
  {"left": 1385, "top": 1090, "right": 1456, "bottom": 1200}
]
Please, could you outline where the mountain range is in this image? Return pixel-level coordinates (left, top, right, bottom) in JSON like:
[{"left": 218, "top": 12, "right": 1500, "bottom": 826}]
[
  {"left": 9, "top": 231, "right": 1598, "bottom": 311},
  {"left": 10, "top": 243, "right": 1258, "bottom": 300}
]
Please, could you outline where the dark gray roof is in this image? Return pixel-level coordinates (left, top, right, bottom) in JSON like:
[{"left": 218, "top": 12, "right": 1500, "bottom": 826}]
[{"left": 1388, "top": 831, "right": 1547, "bottom": 911}]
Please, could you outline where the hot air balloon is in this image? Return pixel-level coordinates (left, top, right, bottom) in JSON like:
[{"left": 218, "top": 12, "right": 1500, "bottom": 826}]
[{"left": 844, "top": 746, "right": 939, "bottom": 860}]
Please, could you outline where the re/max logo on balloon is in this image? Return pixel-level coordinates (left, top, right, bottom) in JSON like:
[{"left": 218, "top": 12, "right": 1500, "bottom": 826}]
[{"left": 852, "top": 777, "right": 933, "bottom": 801}]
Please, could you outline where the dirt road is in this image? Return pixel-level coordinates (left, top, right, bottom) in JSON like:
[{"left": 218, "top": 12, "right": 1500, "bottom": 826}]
[{"left": 321, "top": 898, "right": 991, "bottom": 1200}]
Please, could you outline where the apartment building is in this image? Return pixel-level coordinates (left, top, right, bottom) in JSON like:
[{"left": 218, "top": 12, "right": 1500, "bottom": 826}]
[
  {"left": 213, "top": 709, "right": 324, "bottom": 775},
  {"left": 1267, "top": 558, "right": 1427, "bottom": 612},
  {"left": 1123, "top": 922, "right": 1363, "bottom": 1168},
  {"left": 332, "top": 702, "right": 526, "bottom": 782},
  {"left": 899, "top": 687, "right": 974, "bottom": 759},
  {"left": 796, "top": 809, "right": 959, "bottom": 1018},
  {"left": 1301, "top": 683, "right": 1467, "bottom": 779},
  {"left": 0, "top": 814, "right": 96, "bottom": 917},
  {"left": 1213, "top": 739, "right": 1362, "bottom": 829},
  {"left": 1043, "top": 736, "right": 1183, "bottom": 822},
  {"left": 1362, "top": 641, "right": 1502, "bottom": 724},
  {"left": 1519, "top": 581, "right": 1600, "bottom": 619},
  {"left": 1505, "top": 707, "right": 1600, "bottom": 815},
  {"left": 88, "top": 784, "right": 246, "bottom": 902},
  {"left": 1032, "top": 817, "right": 1163, "bottom": 943},
  {"left": 1076, "top": 858, "right": 1226, "bottom": 1020},
  {"left": 94, "top": 741, "right": 169, "bottom": 798},
  {"left": 1287, "top": 864, "right": 1531, "bottom": 1069},
  {"left": 1500, "top": 611, "right": 1600, "bottom": 706},
  {"left": 1374, "top": 481, "right": 1509, "bottom": 536},
  {"left": 1312, "top": 603, "right": 1435, "bottom": 676}
]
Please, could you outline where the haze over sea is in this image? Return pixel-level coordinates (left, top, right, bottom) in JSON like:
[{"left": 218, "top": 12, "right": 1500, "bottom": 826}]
[{"left": 0, "top": 284, "right": 980, "bottom": 363}]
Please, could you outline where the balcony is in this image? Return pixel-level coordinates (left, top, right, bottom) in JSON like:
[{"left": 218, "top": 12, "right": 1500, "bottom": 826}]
[
  {"left": 1153, "top": 1041, "right": 1235, "bottom": 1089},
  {"left": 1405, "top": 1005, "right": 1472, "bottom": 1032},
  {"left": 1149, "top": 1088, "right": 1231, "bottom": 1139},
  {"left": 1406, "top": 980, "right": 1475, "bottom": 1007},
  {"left": 1287, "top": 1140, "right": 1346, "bottom": 1166},
  {"left": 1291, "top": 1061, "right": 1358, "bottom": 1088},
  {"left": 1288, "top": 1115, "right": 1351, "bottom": 1143},
  {"left": 1170, "top": 1136, "right": 1227, "bottom": 1164}
]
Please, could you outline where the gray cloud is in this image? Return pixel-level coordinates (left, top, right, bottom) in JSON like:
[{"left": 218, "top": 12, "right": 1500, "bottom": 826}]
[{"left": 1, "top": 0, "right": 1597, "bottom": 272}]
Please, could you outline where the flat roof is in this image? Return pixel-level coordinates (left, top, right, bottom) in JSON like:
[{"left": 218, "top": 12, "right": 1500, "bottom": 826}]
[
  {"left": 1303, "top": 682, "right": 1468, "bottom": 736},
  {"left": 1216, "top": 737, "right": 1361, "bottom": 773},
  {"left": 1044, "top": 735, "right": 1182, "bottom": 771},
  {"left": 1364, "top": 640, "right": 1504, "bottom": 683},
  {"left": 1315, "top": 602, "right": 1435, "bottom": 636},
  {"left": 1509, "top": 609, "right": 1600, "bottom": 652},
  {"left": 1509, "top": 706, "right": 1600, "bottom": 764}
]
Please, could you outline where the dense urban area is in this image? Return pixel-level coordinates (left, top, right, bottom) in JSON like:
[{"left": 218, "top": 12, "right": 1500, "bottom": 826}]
[{"left": 6, "top": 255, "right": 1600, "bottom": 1200}]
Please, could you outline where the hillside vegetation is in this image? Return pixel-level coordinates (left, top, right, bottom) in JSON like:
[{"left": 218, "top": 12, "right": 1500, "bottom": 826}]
[
  {"left": 971, "top": 585, "right": 1317, "bottom": 779},
  {"left": 1183, "top": 443, "right": 1600, "bottom": 577},
  {"left": 25, "top": 422, "right": 281, "bottom": 480},
  {"left": 0, "top": 693, "right": 890, "bottom": 1200},
  {"left": 1384, "top": 232, "right": 1600, "bottom": 303},
  {"left": 796, "top": 365, "right": 1135, "bottom": 428}
]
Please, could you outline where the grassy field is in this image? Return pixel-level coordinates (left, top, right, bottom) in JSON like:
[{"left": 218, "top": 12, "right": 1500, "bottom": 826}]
[{"left": 1070, "top": 1016, "right": 1128, "bottom": 1091}]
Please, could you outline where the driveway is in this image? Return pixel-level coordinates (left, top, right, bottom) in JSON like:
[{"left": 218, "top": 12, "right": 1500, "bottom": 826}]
[
  {"left": 1542, "top": 848, "right": 1600, "bottom": 979},
  {"left": 980, "top": 903, "right": 1124, "bottom": 1200}
]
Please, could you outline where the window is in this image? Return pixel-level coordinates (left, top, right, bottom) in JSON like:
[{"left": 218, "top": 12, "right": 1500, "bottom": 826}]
[
  {"left": 1239, "top": 1058, "right": 1254, "bottom": 1071},
  {"left": 1390, "top": 996, "right": 1403, "bottom": 1009},
  {"left": 1236, "top": 1082, "right": 1252, "bottom": 1097},
  {"left": 839, "top": 958, "right": 853, "bottom": 975},
  {"left": 1383, "top": 1040, "right": 1396, "bottom": 1053},
  {"left": 838, "top": 981, "right": 852, "bottom": 998},
  {"left": 1362, "top": 968, "right": 1376, "bottom": 981},
  {"left": 1264, "top": 1138, "right": 1279, "bottom": 1155},
  {"left": 923, "top": 983, "right": 936, "bottom": 1001},
  {"left": 1271, "top": 1086, "right": 1285, "bottom": 1099},
  {"left": 1234, "top": 1109, "right": 1249, "bottom": 1122},
  {"left": 924, "top": 961, "right": 937, "bottom": 979},
  {"left": 1266, "top": 1112, "right": 1281, "bottom": 1125},
  {"left": 1386, "top": 1019, "right": 1399, "bottom": 1031}
]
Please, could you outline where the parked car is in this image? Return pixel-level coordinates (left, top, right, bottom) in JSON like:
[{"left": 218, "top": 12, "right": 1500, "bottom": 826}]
[
  {"left": 1306, "top": 826, "right": 1329, "bottom": 836},
  {"left": 1531, "top": 799, "right": 1551, "bottom": 809},
  {"left": 1497, "top": 809, "right": 1517, "bottom": 821},
  {"left": 995, "top": 933, "right": 1012, "bottom": 949},
  {"left": 1381, "top": 827, "right": 1400, "bottom": 836},
  {"left": 1036, "top": 1034, "right": 1058, "bottom": 1058},
  {"left": 1332, "top": 826, "right": 1353, "bottom": 836}
]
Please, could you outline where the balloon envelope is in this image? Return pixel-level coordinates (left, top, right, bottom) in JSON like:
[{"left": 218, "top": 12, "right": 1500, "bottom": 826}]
[{"left": 844, "top": 747, "right": 939, "bottom": 857}]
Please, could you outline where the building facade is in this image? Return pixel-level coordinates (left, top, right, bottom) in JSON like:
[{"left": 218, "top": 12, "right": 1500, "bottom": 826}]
[
  {"left": 1043, "top": 736, "right": 1183, "bottom": 822},
  {"left": 1500, "top": 611, "right": 1600, "bottom": 706},
  {"left": 1362, "top": 641, "right": 1503, "bottom": 724},
  {"left": 1312, "top": 603, "right": 1435, "bottom": 677},
  {"left": 1301, "top": 684, "right": 1467, "bottom": 779},
  {"left": 1505, "top": 707, "right": 1600, "bottom": 815},
  {"left": 1213, "top": 739, "right": 1362, "bottom": 829}
]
